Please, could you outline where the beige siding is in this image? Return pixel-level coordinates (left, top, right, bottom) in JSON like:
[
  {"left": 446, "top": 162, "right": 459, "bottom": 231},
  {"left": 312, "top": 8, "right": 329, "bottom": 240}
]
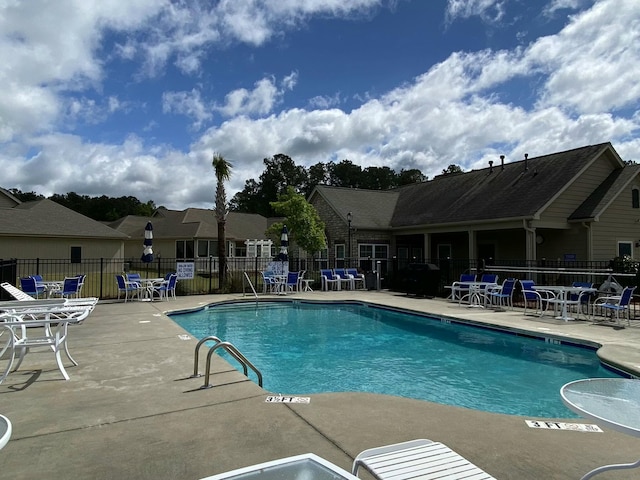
[
  {"left": 540, "top": 154, "right": 616, "bottom": 224},
  {"left": 592, "top": 185, "right": 640, "bottom": 261},
  {"left": 0, "top": 237, "right": 124, "bottom": 259}
]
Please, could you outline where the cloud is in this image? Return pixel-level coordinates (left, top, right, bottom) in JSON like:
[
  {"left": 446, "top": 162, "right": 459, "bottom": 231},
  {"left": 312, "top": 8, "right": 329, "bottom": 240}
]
[
  {"left": 216, "top": 75, "right": 294, "bottom": 117},
  {"left": 1, "top": 0, "right": 639, "bottom": 212},
  {"left": 162, "top": 89, "right": 213, "bottom": 130},
  {"left": 445, "top": 0, "right": 507, "bottom": 24}
]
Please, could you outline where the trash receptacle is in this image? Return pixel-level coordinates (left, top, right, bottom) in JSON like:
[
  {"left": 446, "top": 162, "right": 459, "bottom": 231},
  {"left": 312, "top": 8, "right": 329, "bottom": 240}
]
[
  {"left": 402, "top": 263, "right": 440, "bottom": 297},
  {"left": 365, "top": 272, "right": 377, "bottom": 290}
]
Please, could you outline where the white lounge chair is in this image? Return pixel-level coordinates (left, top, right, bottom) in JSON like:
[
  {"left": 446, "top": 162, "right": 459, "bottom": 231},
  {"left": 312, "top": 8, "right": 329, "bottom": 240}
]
[{"left": 352, "top": 438, "right": 496, "bottom": 480}]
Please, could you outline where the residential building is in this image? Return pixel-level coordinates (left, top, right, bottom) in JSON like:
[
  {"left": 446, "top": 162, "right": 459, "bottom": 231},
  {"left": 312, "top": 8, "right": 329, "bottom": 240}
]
[{"left": 309, "top": 143, "right": 640, "bottom": 274}]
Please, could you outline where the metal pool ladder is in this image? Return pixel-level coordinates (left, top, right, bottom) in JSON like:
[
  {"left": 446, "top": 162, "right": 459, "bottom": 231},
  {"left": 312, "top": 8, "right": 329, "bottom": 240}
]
[{"left": 191, "top": 336, "right": 263, "bottom": 389}]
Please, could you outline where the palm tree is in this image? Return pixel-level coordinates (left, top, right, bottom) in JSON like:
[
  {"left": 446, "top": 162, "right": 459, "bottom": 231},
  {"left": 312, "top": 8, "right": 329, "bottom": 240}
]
[{"left": 212, "top": 153, "right": 232, "bottom": 289}]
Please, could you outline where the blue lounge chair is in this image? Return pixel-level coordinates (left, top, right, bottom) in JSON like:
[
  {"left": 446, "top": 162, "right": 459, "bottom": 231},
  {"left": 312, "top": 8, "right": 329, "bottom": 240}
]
[
  {"left": 153, "top": 274, "right": 178, "bottom": 300},
  {"left": 593, "top": 286, "right": 636, "bottom": 326},
  {"left": 487, "top": 278, "right": 516, "bottom": 309},
  {"left": 19, "top": 277, "right": 45, "bottom": 299},
  {"left": 115, "top": 274, "right": 141, "bottom": 302},
  {"left": 448, "top": 273, "right": 476, "bottom": 301},
  {"left": 320, "top": 269, "right": 341, "bottom": 291},
  {"left": 520, "top": 280, "right": 554, "bottom": 316}
]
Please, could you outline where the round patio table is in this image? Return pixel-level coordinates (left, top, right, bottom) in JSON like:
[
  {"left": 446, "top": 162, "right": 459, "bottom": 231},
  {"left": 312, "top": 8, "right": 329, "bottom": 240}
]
[
  {"left": 0, "top": 414, "right": 12, "bottom": 450},
  {"left": 561, "top": 378, "right": 640, "bottom": 479}
]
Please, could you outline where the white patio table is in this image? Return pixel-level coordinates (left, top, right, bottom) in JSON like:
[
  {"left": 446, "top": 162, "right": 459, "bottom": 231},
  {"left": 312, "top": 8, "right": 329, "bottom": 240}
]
[
  {"left": 539, "top": 285, "right": 597, "bottom": 321},
  {"left": 0, "top": 414, "right": 11, "bottom": 450},
  {"left": 0, "top": 304, "right": 91, "bottom": 383},
  {"left": 199, "top": 453, "right": 359, "bottom": 480},
  {"left": 457, "top": 281, "right": 499, "bottom": 308},
  {"left": 561, "top": 378, "right": 640, "bottom": 479},
  {"left": 140, "top": 277, "right": 165, "bottom": 300}
]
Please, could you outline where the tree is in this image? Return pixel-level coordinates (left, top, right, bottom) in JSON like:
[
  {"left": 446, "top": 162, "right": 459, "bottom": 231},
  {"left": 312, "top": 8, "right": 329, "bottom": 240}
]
[
  {"left": 328, "top": 159, "right": 362, "bottom": 187},
  {"left": 8, "top": 189, "right": 44, "bottom": 202},
  {"left": 397, "top": 168, "right": 428, "bottom": 185},
  {"left": 212, "top": 153, "right": 232, "bottom": 290},
  {"left": 361, "top": 166, "right": 397, "bottom": 190},
  {"left": 266, "top": 186, "right": 326, "bottom": 259},
  {"left": 230, "top": 154, "right": 308, "bottom": 216},
  {"left": 441, "top": 164, "right": 463, "bottom": 175}
]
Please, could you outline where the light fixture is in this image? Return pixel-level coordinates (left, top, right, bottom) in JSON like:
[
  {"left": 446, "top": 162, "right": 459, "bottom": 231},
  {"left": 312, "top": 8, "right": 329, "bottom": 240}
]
[{"left": 536, "top": 234, "right": 544, "bottom": 245}]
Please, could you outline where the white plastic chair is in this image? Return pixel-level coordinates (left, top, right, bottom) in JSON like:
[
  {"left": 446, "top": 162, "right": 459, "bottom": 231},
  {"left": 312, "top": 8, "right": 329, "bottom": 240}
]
[{"left": 352, "top": 438, "right": 496, "bottom": 480}]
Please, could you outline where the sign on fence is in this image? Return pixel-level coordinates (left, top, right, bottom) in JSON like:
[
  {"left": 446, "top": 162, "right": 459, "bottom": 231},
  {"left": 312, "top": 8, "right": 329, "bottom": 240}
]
[{"left": 176, "top": 262, "right": 195, "bottom": 279}]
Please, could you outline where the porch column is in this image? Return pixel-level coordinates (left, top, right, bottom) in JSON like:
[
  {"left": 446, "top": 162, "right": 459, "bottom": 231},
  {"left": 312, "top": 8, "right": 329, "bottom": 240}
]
[
  {"left": 424, "top": 233, "right": 431, "bottom": 261},
  {"left": 468, "top": 230, "right": 476, "bottom": 264}
]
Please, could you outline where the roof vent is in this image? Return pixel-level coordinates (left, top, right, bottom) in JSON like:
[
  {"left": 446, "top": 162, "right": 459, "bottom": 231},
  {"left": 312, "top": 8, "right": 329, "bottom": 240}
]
[
  {"left": 524, "top": 153, "right": 529, "bottom": 171},
  {"left": 500, "top": 155, "right": 505, "bottom": 171},
  {"left": 489, "top": 160, "right": 493, "bottom": 173}
]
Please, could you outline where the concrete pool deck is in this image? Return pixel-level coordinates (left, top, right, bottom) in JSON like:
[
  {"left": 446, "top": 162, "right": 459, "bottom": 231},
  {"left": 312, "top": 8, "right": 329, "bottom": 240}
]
[{"left": 2, "top": 289, "right": 640, "bottom": 479}]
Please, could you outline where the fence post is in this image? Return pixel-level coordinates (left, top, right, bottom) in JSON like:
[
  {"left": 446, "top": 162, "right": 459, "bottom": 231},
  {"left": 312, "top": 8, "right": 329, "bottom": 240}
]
[
  {"left": 209, "top": 256, "right": 213, "bottom": 294},
  {"left": 99, "top": 258, "right": 104, "bottom": 299}
]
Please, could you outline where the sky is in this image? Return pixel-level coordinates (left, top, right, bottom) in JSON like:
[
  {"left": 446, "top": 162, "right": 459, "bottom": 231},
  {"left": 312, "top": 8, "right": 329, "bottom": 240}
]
[{"left": 1, "top": 0, "right": 639, "bottom": 210}]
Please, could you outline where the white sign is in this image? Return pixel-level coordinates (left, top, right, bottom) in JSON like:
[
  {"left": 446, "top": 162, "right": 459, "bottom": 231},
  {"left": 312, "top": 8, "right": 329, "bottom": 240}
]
[
  {"left": 265, "top": 396, "right": 310, "bottom": 404},
  {"left": 176, "top": 262, "right": 195, "bottom": 279}
]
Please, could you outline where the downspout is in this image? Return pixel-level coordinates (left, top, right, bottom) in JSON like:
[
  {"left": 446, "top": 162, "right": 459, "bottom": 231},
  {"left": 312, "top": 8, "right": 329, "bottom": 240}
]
[
  {"left": 582, "top": 222, "right": 592, "bottom": 262},
  {"left": 523, "top": 219, "right": 537, "bottom": 268}
]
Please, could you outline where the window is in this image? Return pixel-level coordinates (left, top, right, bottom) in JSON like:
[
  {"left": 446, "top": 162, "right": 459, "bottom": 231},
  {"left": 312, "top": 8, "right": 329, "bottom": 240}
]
[
  {"left": 176, "top": 240, "right": 194, "bottom": 259},
  {"left": 633, "top": 188, "right": 640, "bottom": 209},
  {"left": 70, "top": 246, "right": 81, "bottom": 264},
  {"left": 198, "top": 240, "right": 218, "bottom": 257},
  {"left": 618, "top": 241, "right": 633, "bottom": 258},
  {"left": 335, "top": 243, "right": 345, "bottom": 268},
  {"left": 358, "top": 244, "right": 389, "bottom": 271}
]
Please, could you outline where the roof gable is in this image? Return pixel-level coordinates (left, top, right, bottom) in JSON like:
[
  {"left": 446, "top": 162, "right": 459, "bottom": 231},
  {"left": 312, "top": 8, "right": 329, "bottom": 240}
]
[
  {"left": 570, "top": 164, "right": 640, "bottom": 221},
  {"left": 310, "top": 186, "right": 399, "bottom": 229}
]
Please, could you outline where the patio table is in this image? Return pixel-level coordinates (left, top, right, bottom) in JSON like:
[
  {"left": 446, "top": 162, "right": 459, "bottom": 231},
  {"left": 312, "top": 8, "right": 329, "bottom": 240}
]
[
  {"left": 140, "top": 277, "right": 165, "bottom": 300},
  {"left": 37, "top": 280, "right": 64, "bottom": 298},
  {"left": 538, "top": 285, "right": 597, "bottom": 321},
  {"left": 0, "top": 305, "right": 90, "bottom": 382},
  {"left": 457, "top": 282, "right": 499, "bottom": 308},
  {"left": 561, "top": 378, "right": 640, "bottom": 479},
  {"left": 199, "top": 453, "right": 359, "bottom": 480},
  {"left": 0, "top": 414, "right": 11, "bottom": 450}
]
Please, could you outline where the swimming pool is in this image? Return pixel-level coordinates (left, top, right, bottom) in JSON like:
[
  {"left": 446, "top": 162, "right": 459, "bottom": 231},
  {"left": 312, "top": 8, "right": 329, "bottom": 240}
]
[{"left": 170, "top": 300, "right": 624, "bottom": 417}]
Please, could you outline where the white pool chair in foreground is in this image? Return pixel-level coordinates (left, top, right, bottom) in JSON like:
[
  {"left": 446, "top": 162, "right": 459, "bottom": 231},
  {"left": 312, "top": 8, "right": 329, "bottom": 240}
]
[{"left": 352, "top": 438, "right": 496, "bottom": 480}]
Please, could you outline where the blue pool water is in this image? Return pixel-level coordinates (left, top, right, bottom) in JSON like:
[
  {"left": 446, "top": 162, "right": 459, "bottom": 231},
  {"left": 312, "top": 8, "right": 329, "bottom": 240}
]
[{"left": 170, "top": 301, "right": 624, "bottom": 417}]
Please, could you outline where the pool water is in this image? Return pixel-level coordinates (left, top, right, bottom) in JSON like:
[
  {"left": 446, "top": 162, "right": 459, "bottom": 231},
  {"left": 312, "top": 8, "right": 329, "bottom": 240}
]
[{"left": 170, "top": 301, "right": 624, "bottom": 417}]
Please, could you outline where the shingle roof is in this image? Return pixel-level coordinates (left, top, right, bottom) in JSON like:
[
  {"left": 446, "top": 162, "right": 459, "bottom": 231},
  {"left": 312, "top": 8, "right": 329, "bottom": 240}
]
[
  {"left": 311, "top": 186, "right": 399, "bottom": 230},
  {"left": 110, "top": 208, "right": 269, "bottom": 240},
  {"left": 391, "top": 143, "right": 614, "bottom": 227},
  {"left": 0, "top": 199, "right": 128, "bottom": 238}
]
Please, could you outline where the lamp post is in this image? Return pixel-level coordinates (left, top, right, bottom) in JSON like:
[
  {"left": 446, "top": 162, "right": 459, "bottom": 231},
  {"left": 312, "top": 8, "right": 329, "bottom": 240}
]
[{"left": 347, "top": 212, "right": 352, "bottom": 268}]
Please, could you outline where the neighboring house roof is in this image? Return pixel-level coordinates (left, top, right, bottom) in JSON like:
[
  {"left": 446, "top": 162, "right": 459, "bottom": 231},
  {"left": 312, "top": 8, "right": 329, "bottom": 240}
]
[
  {"left": 310, "top": 186, "right": 400, "bottom": 230},
  {"left": 110, "top": 208, "right": 269, "bottom": 240},
  {"left": 0, "top": 198, "right": 128, "bottom": 238}
]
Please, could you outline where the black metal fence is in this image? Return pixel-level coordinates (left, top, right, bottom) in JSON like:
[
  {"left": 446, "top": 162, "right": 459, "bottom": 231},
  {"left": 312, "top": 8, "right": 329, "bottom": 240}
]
[{"left": 2, "top": 255, "right": 638, "bottom": 301}]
